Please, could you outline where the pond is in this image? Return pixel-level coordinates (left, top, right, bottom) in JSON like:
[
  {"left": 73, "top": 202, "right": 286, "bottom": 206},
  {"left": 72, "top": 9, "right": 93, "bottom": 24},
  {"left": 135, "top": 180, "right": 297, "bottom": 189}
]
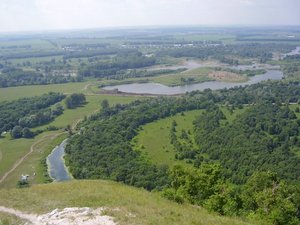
[
  {"left": 47, "top": 139, "right": 72, "bottom": 182},
  {"left": 103, "top": 70, "right": 283, "bottom": 95}
]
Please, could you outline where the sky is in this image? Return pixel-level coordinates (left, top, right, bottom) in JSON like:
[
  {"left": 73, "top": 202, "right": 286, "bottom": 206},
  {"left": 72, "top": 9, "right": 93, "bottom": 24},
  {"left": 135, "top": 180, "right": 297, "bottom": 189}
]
[{"left": 0, "top": 0, "right": 299, "bottom": 32}]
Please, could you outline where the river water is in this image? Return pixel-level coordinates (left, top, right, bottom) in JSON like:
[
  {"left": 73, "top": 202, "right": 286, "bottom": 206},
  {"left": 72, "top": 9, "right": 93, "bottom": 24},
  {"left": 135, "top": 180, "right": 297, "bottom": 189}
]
[
  {"left": 103, "top": 70, "right": 283, "bottom": 95},
  {"left": 47, "top": 139, "right": 72, "bottom": 182}
]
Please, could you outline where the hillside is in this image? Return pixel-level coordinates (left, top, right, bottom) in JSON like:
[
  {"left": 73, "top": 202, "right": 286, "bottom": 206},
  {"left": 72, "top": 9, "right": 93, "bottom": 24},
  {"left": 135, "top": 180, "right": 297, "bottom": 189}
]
[{"left": 0, "top": 180, "right": 260, "bottom": 225}]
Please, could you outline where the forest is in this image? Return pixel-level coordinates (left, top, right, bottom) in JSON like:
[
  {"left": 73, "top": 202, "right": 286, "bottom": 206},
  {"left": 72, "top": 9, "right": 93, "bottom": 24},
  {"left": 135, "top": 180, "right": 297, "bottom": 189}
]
[
  {"left": 0, "top": 92, "right": 65, "bottom": 137},
  {"left": 65, "top": 81, "right": 300, "bottom": 225},
  {"left": 79, "top": 51, "right": 156, "bottom": 78},
  {"left": 191, "top": 104, "right": 300, "bottom": 183}
]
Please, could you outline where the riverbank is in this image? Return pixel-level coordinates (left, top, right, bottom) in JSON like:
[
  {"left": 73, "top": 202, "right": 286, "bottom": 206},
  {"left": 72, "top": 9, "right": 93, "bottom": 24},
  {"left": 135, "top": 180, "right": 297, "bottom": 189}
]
[
  {"left": 102, "top": 70, "right": 283, "bottom": 95},
  {"left": 47, "top": 139, "right": 72, "bottom": 182}
]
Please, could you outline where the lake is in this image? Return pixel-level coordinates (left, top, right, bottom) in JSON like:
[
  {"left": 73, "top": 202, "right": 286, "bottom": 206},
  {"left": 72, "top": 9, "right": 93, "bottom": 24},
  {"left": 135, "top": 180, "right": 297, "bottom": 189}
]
[
  {"left": 103, "top": 70, "right": 283, "bottom": 95},
  {"left": 47, "top": 139, "right": 72, "bottom": 182}
]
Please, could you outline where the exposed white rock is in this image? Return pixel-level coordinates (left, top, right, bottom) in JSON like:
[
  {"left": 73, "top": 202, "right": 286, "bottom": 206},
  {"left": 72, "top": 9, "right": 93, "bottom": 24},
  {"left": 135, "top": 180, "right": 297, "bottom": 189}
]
[{"left": 0, "top": 206, "right": 116, "bottom": 225}]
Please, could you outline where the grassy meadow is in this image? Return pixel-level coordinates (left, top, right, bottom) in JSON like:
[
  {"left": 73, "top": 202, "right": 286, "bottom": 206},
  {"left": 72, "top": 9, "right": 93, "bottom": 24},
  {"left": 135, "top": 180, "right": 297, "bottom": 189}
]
[
  {"left": 0, "top": 212, "right": 26, "bottom": 225},
  {"left": 0, "top": 180, "right": 262, "bottom": 225},
  {"left": 133, "top": 110, "right": 202, "bottom": 167},
  {"left": 0, "top": 82, "right": 91, "bottom": 102},
  {"left": 133, "top": 107, "right": 248, "bottom": 167}
]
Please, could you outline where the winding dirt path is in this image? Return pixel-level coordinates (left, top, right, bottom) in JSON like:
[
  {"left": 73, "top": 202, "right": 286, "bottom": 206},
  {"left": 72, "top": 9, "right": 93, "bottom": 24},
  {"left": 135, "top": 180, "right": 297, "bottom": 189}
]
[
  {"left": 0, "top": 132, "right": 66, "bottom": 184},
  {"left": 0, "top": 115, "right": 85, "bottom": 185}
]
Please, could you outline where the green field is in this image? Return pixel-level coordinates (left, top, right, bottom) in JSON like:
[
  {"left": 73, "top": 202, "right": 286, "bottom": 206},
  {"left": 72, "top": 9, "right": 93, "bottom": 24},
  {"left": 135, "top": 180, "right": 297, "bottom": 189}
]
[
  {"left": 0, "top": 81, "right": 95, "bottom": 102},
  {"left": 133, "top": 110, "right": 202, "bottom": 167},
  {"left": 0, "top": 180, "right": 260, "bottom": 225},
  {"left": 0, "top": 131, "right": 66, "bottom": 189},
  {"left": 133, "top": 107, "right": 247, "bottom": 167},
  {"left": 150, "top": 67, "right": 214, "bottom": 86}
]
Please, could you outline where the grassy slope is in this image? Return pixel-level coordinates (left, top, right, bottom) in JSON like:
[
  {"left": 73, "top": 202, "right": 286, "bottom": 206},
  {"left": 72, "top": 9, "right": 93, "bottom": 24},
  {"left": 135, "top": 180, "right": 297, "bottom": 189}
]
[
  {"left": 133, "top": 107, "right": 247, "bottom": 167},
  {"left": 0, "top": 212, "right": 26, "bottom": 225},
  {"left": 0, "top": 180, "right": 260, "bottom": 225},
  {"left": 0, "top": 95, "right": 140, "bottom": 188},
  {"left": 133, "top": 110, "right": 202, "bottom": 167}
]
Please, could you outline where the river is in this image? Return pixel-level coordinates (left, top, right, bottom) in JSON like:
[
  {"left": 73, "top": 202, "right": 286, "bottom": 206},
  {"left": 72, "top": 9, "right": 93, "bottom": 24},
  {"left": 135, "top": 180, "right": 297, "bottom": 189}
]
[
  {"left": 102, "top": 70, "right": 283, "bottom": 95},
  {"left": 47, "top": 139, "right": 72, "bottom": 182}
]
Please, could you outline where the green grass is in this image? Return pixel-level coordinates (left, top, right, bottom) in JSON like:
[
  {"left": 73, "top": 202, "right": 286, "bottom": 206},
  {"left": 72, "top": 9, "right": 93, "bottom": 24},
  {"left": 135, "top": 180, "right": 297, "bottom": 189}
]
[
  {"left": 0, "top": 135, "right": 34, "bottom": 179},
  {"left": 0, "top": 82, "right": 91, "bottom": 102},
  {"left": 133, "top": 110, "right": 203, "bottom": 167},
  {"left": 34, "top": 95, "right": 140, "bottom": 131},
  {"left": 150, "top": 67, "right": 214, "bottom": 86},
  {"left": 0, "top": 180, "right": 261, "bottom": 225},
  {"left": 133, "top": 107, "right": 247, "bottom": 167},
  {"left": 0, "top": 95, "right": 141, "bottom": 188},
  {"left": 0, "top": 131, "right": 63, "bottom": 189},
  {"left": 0, "top": 212, "right": 25, "bottom": 225}
]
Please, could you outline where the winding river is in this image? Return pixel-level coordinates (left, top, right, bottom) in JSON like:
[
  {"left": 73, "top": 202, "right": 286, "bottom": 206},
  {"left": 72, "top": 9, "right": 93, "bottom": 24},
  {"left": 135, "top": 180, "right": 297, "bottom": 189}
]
[
  {"left": 47, "top": 139, "right": 72, "bottom": 182},
  {"left": 103, "top": 70, "right": 283, "bottom": 95}
]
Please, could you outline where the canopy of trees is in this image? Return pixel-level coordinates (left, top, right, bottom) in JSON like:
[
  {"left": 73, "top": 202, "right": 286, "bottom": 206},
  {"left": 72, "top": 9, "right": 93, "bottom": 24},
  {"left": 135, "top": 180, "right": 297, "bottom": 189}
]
[
  {"left": 192, "top": 103, "right": 300, "bottom": 184},
  {"left": 65, "top": 93, "right": 86, "bottom": 109},
  {"left": 0, "top": 92, "right": 65, "bottom": 137},
  {"left": 65, "top": 81, "right": 300, "bottom": 224},
  {"left": 79, "top": 51, "right": 156, "bottom": 78}
]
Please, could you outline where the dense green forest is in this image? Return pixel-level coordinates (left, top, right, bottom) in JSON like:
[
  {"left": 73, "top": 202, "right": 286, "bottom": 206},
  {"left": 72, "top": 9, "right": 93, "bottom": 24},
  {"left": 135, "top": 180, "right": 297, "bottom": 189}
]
[
  {"left": 0, "top": 92, "right": 65, "bottom": 137},
  {"left": 191, "top": 104, "right": 300, "bottom": 183},
  {"left": 65, "top": 81, "right": 300, "bottom": 224}
]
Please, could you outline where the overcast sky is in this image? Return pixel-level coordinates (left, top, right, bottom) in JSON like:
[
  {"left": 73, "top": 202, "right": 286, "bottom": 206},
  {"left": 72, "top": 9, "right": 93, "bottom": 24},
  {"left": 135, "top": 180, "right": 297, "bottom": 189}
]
[{"left": 0, "top": 0, "right": 299, "bottom": 32}]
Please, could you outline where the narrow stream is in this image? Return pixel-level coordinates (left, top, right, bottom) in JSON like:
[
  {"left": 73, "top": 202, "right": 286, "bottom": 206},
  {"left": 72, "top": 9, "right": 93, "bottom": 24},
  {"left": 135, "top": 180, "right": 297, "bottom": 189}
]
[{"left": 47, "top": 139, "right": 72, "bottom": 182}]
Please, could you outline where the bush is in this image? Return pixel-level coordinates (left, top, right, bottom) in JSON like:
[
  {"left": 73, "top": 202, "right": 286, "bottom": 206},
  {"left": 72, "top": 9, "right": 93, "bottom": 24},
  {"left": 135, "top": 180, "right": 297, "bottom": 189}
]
[{"left": 17, "top": 180, "right": 29, "bottom": 188}]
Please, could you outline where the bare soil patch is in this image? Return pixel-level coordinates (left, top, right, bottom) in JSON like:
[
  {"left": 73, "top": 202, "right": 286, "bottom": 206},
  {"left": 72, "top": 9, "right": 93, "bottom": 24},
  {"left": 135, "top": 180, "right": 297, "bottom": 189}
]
[{"left": 208, "top": 71, "right": 247, "bottom": 82}]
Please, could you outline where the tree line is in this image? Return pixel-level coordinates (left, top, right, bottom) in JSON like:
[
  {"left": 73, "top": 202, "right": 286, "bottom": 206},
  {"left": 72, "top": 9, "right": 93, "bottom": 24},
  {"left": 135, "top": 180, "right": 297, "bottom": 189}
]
[
  {"left": 79, "top": 51, "right": 156, "bottom": 78},
  {"left": 0, "top": 92, "right": 65, "bottom": 138}
]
